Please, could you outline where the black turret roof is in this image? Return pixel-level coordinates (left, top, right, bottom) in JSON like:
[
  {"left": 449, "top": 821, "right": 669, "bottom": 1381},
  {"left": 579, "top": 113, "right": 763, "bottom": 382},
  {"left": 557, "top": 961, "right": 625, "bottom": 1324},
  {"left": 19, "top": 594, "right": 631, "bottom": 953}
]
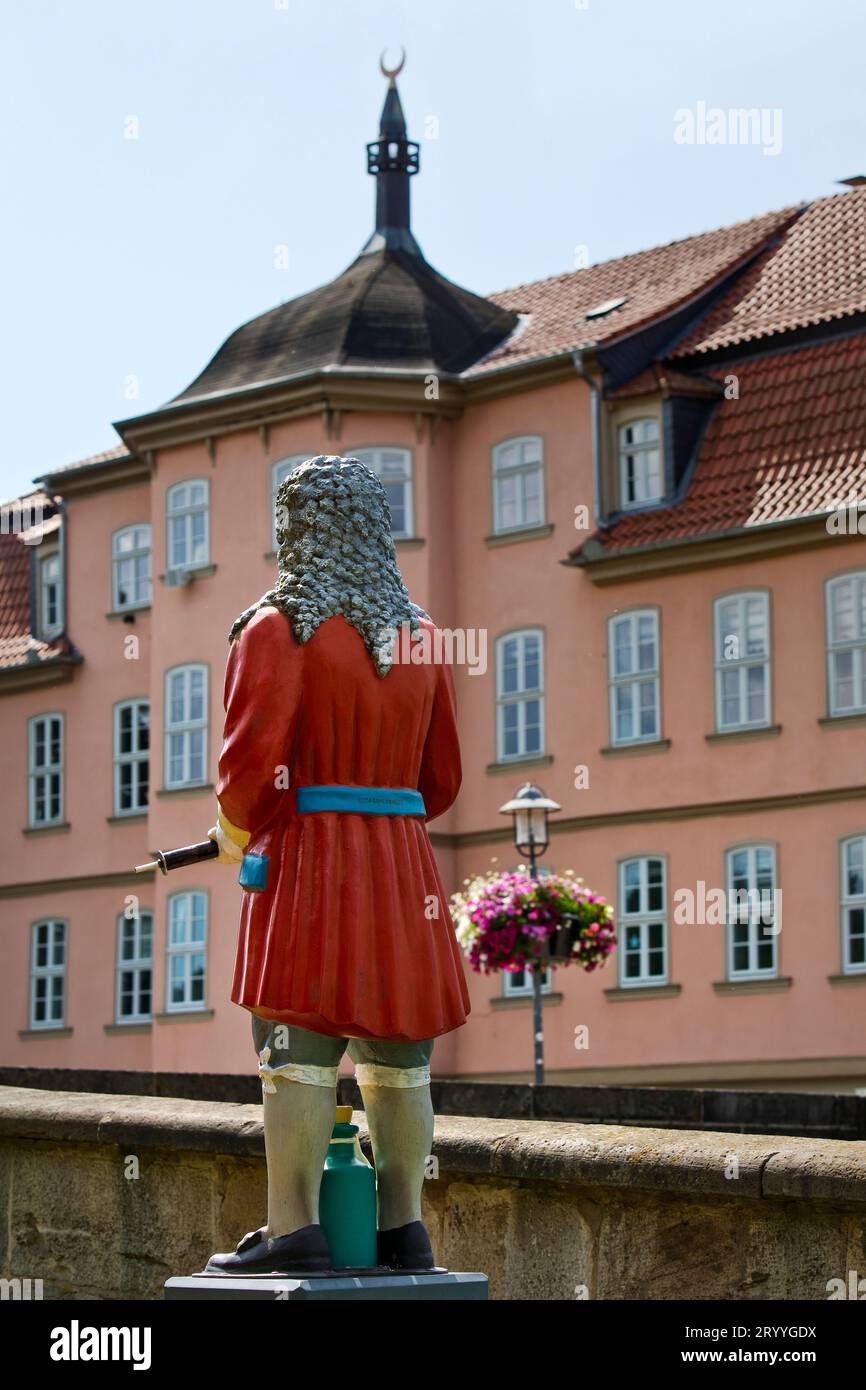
[{"left": 172, "top": 65, "right": 517, "bottom": 405}]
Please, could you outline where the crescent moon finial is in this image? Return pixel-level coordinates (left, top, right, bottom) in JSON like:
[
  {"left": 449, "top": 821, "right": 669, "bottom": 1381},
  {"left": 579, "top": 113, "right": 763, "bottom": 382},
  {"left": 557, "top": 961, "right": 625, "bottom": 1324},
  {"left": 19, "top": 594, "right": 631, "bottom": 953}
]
[{"left": 379, "top": 47, "right": 406, "bottom": 86}]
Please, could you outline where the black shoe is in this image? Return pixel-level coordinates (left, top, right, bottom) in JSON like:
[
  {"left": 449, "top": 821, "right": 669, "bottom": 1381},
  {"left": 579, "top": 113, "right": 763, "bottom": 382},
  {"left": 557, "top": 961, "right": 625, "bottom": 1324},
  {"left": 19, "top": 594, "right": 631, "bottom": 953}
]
[
  {"left": 204, "top": 1223, "right": 331, "bottom": 1276},
  {"left": 377, "top": 1220, "right": 436, "bottom": 1272}
]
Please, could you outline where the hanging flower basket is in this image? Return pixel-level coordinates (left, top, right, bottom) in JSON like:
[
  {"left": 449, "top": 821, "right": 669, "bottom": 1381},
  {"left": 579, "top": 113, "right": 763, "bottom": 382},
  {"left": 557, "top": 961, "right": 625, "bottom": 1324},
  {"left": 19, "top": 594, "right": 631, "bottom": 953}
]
[{"left": 451, "top": 868, "right": 616, "bottom": 977}]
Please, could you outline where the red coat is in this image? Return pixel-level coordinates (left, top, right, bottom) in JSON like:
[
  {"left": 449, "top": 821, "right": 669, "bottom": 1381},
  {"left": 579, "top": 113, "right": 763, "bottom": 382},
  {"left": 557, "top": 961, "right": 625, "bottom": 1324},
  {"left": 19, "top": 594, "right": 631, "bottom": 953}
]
[{"left": 216, "top": 607, "right": 470, "bottom": 1042}]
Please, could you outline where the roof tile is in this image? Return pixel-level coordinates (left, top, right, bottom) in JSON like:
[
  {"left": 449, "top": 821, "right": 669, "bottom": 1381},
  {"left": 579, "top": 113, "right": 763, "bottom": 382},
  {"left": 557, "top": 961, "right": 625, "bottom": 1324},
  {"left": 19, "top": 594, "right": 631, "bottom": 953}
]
[
  {"left": 469, "top": 205, "right": 802, "bottom": 375},
  {"left": 673, "top": 187, "right": 866, "bottom": 357},
  {"left": 581, "top": 334, "right": 866, "bottom": 557}
]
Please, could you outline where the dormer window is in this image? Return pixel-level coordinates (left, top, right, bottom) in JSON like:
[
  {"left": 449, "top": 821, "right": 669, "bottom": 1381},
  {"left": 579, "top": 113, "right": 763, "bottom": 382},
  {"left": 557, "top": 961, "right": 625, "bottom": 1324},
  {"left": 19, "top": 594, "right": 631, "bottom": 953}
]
[
  {"left": 38, "top": 550, "right": 63, "bottom": 639},
  {"left": 618, "top": 418, "right": 662, "bottom": 509}
]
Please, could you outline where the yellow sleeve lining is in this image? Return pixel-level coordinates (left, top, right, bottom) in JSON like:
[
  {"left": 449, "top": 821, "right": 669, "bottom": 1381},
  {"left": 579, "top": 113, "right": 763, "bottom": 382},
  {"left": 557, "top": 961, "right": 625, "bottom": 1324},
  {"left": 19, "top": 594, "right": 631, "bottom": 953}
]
[{"left": 217, "top": 804, "right": 251, "bottom": 850}]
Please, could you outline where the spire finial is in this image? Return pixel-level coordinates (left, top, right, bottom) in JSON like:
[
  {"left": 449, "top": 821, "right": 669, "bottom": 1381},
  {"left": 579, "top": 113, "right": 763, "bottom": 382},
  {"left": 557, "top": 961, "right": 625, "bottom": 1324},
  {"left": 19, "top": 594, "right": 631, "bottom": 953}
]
[
  {"left": 379, "top": 47, "right": 405, "bottom": 88},
  {"left": 362, "top": 51, "right": 421, "bottom": 257}
]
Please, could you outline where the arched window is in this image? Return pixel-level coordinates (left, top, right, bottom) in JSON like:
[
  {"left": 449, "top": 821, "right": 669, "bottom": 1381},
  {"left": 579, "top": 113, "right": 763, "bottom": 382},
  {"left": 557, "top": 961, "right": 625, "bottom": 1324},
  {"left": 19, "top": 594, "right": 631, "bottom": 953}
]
[
  {"left": 115, "top": 908, "right": 153, "bottom": 1023},
  {"left": 618, "top": 418, "right": 662, "bottom": 508},
  {"left": 607, "top": 609, "right": 660, "bottom": 745},
  {"left": 840, "top": 835, "right": 866, "bottom": 974},
  {"left": 491, "top": 436, "right": 544, "bottom": 534},
  {"left": 113, "top": 699, "right": 149, "bottom": 815},
  {"left": 495, "top": 629, "right": 544, "bottom": 761},
  {"left": 726, "top": 845, "right": 777, "bottom": 979},
  {"left": 713, "top": 592, "right": 771, "bottom": 730},
  {"left": 353, "top": 448, "right": 413, "bottom": 537},
  {"left": 619, "top": 857, "right": 667, "bottom": 986},
  {"left": 826, "top": 573, "right": 866, "bottom": 715},
  {"left": 29, "top": 919, "right": 67, "bottom": 1029},
  {"left": 112, "top": 524, "right": 151, "bottom": 610},
  {"left": 166, "top": 891, "right": 208, "bottom": 1012},
  {"left": 28, "top": 712, "right": 64, "bottom": 826},
  {"left": 164, "top": 664, "right": 208, "bottom": 788},
  {"left": 38, "top": 550, "right": 63, "bottom": 637},
  {"left": 166, "top": 480, "right": 209, "bottom": 572}
]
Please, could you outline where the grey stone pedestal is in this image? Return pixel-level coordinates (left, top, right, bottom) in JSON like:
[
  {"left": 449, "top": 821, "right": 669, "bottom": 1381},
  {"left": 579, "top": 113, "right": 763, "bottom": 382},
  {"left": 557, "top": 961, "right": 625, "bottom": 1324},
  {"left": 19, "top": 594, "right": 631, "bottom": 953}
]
[{"left": 165, "top": 1272, "right": 488, "bottom": 1301}]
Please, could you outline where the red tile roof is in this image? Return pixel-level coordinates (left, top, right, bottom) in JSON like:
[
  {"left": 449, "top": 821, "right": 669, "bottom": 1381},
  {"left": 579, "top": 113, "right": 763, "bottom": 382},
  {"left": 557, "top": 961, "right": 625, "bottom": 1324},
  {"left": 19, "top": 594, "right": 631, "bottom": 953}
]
[
  {"left": 38, "top": 443, "right": 130, "bottom": 481},
  {"left": 469, "top": 205, "right": 802, "bottom": 376},
  {"left": 672, "top": 187, "right": 866, "bottom": 357},
  {"left": 0, "top": 500, "right": 72, "bottom": 672},
  {"left": 578, "top": 334, "right": 866, "bottom": 557}
]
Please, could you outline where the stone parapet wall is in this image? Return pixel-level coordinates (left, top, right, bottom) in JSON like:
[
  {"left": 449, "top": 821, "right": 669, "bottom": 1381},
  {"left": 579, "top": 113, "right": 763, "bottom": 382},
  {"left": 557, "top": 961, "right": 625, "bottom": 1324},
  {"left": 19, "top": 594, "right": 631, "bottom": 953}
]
[{"left": 1, "top": 1086, "right": 864, "bottom": 1300}]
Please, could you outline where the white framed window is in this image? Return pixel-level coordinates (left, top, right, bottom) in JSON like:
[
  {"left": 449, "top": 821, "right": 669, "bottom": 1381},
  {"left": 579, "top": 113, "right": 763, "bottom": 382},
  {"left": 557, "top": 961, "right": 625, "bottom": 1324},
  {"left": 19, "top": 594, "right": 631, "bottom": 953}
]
[
  {"left": 164, "top": 665, "right": 207, "bottom": 789},
  {"left": 38, "top": 550, "right": 62, "bottom": 638},
  {"left": 28, "top": 713, "right": 64, "bottom": 826},
  {"left": 166, "top": 480, "right": 209, "bottom": 572},
  {"left": 496, "top": 629, "right": 544, "bottom": 761},
  {"left": 714, "top": 592, "right": 771, "bottom": 730},
  {"left": 608, "top": 610, "right": 660, "bottom": 745},
  {"left": 271, "top": 455, "right": 307, "bottom": 550},
  {"left": 619, "top": 418, "right": 662, "bottom": 508},
  {"left": 619, "top": 857, "right": 667, "bottom": 986},
  {"left": 502, "top": 966, "right": 552, "bottom": 998},
  {"left": 115, "top": 909, "right": 153, "bottom": 1023},
  {"left": 353, "top": 448, "right": 413, "bottom": 538},
  {"left": 826, "top": 573, "right": 866, "bottom": 716},
  {"left": 492, "top": 436, "right": 544, "bottom": 534},
  {"left": 166, "top": 892, "right": 207, "bottom": 1011},
  {"left": 840, "top": 835, "right": 866, "bottom": 974},
  {"left": 113, "top": 699, "right": 149, "bottom": 815},
  {"left": 112, "top": 524, "right": 152, "bottom": 610},
  {"left": 29, "top": 919, "right": 67, "bottom": 1029},
  {"left": 726, "top": 845, "right": 777, "bottom": 979}
]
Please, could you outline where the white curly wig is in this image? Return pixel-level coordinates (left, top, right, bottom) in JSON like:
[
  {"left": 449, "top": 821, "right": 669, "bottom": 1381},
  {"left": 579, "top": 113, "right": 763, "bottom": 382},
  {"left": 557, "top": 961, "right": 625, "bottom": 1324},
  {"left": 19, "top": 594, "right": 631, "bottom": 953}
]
[{"left": 229, "top": 455, "right": 426, "bottom": 676}]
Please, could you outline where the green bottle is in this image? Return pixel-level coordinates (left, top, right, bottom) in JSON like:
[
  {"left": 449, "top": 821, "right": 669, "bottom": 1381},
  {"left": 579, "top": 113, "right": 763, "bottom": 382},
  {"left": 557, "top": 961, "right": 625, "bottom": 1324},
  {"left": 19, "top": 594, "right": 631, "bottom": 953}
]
[{"left": 319, "top": 1104, "right": 378, "bottom": 1270}]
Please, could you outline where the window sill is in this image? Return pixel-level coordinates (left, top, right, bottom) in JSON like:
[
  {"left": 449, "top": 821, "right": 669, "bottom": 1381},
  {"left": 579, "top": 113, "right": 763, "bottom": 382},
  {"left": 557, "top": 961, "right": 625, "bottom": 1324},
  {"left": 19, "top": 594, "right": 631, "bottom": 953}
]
[
  {"left": 490, "top": 991, "right": 563, "bottom": 1010},
  {"left": 105, "top": 605, "right": 151, "bottom": 620},
  {"left": 155, "top": 1008, "right": 214, "bottom": 1023},
  {"left": 485, "top": 523, "right": 554, "bottom": 549},
  {"left": 155, "top": 783, "right": 214, "bottom": 799},
  {"left": 158, "top": 564, "right": 217, "bottom": 585},
  {"left": 818, "top": 712, "right": 866, "bottom": 729},
  {"left": 618, "top": 498, "right": 668, "bottom": 515},
  {"left": 706, "top": 724, "right": 781, "bottom": 744},
  {"left": 713, "top": 976, "right": 792, "bottom": 995},
  {"left": 600, "top": 739, "right": 671, "bottom": 757},
  {"left": 107, "top": 812, "right": 148, "bottom": 824},
  {"left": 486, "top": 754, "right": 553, "bottom": 776},
  {"left": 104, "top": 1021, "right": 152, "bottom": 1034},
  {"left": 827, "top": 972, "right": 866, "bottom": 986},
  {"left": 604, "top": 983, "right": 681, "bottom": 1001},
  {"left": 18, "top": 1026, "right": 73, "bottom": 1039},
  {"left": 22, "top": 821, "right": 71, "bottom": 837}
]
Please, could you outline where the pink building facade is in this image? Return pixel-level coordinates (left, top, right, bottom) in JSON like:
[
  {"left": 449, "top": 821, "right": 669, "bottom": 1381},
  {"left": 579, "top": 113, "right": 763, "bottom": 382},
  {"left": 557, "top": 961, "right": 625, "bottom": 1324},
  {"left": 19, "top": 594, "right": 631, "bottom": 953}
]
[{"left": 2, "top": 80, "right": 865, "bottom": 1089}]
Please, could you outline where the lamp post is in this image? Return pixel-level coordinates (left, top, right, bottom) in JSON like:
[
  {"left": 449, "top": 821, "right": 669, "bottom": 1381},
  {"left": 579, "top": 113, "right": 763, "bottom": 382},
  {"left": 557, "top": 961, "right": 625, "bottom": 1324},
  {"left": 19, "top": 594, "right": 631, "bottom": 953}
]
[{"left": 499, "top": 782, "right": 562, "bottom": 1085}]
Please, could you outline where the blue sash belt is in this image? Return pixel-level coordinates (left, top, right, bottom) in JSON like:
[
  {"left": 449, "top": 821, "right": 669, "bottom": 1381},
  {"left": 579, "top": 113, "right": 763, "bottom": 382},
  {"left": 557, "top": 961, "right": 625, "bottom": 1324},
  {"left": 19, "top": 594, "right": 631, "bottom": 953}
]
[
  {"left": 296, "top": 785, "right": 426, "bottom": 817},
  {"left": 240, "top": 786, "right": 425, "bottom": 891}
]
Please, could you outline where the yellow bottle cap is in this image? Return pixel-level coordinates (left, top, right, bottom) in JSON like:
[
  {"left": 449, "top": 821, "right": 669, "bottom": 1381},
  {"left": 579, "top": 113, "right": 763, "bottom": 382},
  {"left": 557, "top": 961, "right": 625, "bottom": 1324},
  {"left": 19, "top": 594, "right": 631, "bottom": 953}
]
[{"left": 335, "top": 1105, "right": 354, "bottom": 1124}]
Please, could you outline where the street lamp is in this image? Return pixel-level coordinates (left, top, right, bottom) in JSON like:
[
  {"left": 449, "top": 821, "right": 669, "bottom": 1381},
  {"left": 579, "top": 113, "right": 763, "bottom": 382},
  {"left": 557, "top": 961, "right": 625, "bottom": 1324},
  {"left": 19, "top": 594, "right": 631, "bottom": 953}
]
[{"left": 499, "top": 782, "right": 562, "bottom": 1085}]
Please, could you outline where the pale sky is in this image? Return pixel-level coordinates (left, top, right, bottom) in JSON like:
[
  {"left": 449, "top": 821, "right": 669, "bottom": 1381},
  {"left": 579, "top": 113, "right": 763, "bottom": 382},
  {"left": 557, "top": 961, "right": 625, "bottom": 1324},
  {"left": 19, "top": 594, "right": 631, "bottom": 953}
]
[{"left": 1, "top": 0, "right": 862, "bottom": 499}]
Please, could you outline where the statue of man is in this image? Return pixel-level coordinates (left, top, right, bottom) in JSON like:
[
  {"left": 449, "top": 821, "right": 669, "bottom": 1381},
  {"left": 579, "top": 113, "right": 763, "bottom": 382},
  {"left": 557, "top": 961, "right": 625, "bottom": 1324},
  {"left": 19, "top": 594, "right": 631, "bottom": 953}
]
[{"left": 204, "top": 455, "right": 469, "bottom": 1275}]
